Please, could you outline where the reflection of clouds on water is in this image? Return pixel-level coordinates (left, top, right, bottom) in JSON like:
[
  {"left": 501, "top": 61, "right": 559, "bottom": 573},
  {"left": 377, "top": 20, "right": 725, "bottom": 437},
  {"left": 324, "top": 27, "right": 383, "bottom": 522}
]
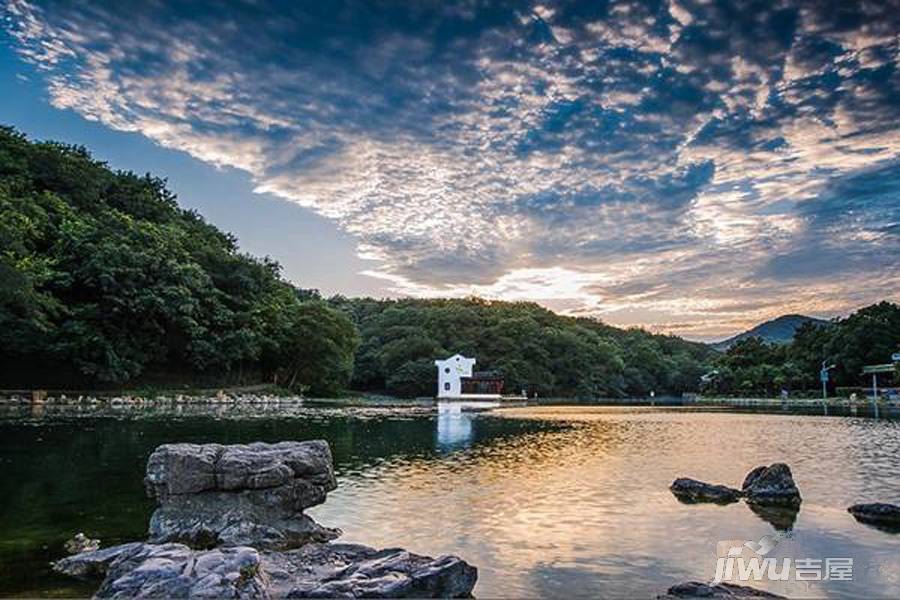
[
  {"left": 7, "top": 403, "right": 900, "bottom": 598},
  {"left": 312, "top": 408, "right": 900, "bottom": 598}
]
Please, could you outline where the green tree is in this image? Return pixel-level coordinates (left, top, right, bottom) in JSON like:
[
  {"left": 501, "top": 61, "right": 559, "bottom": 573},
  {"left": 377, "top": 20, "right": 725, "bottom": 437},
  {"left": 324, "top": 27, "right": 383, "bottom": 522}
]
[{"left": 0, "top": 127, "right": 360, "bottom": 393}]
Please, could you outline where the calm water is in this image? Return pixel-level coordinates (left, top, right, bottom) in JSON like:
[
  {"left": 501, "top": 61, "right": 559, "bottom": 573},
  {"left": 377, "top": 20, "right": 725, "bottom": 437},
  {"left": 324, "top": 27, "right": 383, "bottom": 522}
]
[{"left": 1, "top": 403, "right": 899, "bottom": 598}]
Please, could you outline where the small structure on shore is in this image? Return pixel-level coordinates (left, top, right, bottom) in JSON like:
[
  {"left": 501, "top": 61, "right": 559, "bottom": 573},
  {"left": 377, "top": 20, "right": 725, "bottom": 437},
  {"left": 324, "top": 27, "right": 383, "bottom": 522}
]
[
  {"left": 862, "top": 363, "right": 898, "bottom": 399},
  {"left": 434, "top": 354, "right": 504, "bottom": 399}
]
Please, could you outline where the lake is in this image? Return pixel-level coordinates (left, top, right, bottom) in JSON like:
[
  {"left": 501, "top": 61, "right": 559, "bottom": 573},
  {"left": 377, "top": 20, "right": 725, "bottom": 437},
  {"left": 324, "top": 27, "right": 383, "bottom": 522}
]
[{"left": 1, "top": 402, "right": 898, "bottom": 598}]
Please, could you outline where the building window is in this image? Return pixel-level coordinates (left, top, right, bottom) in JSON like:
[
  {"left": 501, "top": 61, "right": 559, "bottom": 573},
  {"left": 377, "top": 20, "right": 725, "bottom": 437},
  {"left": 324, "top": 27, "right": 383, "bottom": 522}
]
[{"left": 444, "top": 382, "right": 451, "bottom": 391}]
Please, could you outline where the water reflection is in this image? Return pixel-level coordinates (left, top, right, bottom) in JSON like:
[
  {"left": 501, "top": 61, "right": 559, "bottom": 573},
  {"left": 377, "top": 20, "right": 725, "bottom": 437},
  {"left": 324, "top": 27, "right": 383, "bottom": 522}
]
[
  {"left": 747, "top": 502, "right": 800, "bottom": 531},
  {"left": 2, "top": 405, "right": 900, "bottom": 598},
  {"left": 436, "top": 402, "right": 474, "bottom": 451}
]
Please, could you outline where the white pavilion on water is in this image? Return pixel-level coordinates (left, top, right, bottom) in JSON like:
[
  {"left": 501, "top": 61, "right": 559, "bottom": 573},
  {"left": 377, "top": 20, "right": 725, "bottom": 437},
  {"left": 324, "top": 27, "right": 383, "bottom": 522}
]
[{"left": 434, "top": 354, "right": 504, "bottom": 399}]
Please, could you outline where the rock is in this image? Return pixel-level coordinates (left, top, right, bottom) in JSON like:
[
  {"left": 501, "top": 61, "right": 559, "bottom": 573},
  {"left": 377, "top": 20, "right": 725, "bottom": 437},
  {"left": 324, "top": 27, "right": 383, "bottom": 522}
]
[
  {"left": 670, "top": 478, "right": 742, "bottom": 504},
  {"left": 53, "top": 541, "right": 478, "bottom": 599},
  {"left": 53, "top": 542, "right": 144, "bottom": 578},
  {"left": 64, "top": 532, "right": 101, "bottom": 555},
  {"left": 660, "top": 581, "right": 785, "bottom": 598},
  {"left": 145, "top": 441, "right": 339, "bottom": 549},
  {"left": 848, "top": 503, "right": 900, "bottom": 532},
  {"left": 149, "top": 502, "right": 340, "bottom": 550},
  {"left": 145, "top": 441, "right": 335, "bottom": 503},
  {"left": 265, "top": 542, "right": 478, "bottom": 598},
  {"left": 54, "top": 542, "right": 267, "bottom": 598},
  {"left": 741, "top": 464, "right": 801, "bottom": 506},
  {"left": 56, "top": 440, "right": 478, "bottom": 597}
]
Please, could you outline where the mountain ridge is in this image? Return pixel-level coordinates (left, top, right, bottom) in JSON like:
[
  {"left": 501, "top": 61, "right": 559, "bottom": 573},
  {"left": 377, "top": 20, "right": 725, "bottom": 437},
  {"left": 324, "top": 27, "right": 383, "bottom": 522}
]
[{"left": 710, "top": 314, "right": 830, "bottom": 351}]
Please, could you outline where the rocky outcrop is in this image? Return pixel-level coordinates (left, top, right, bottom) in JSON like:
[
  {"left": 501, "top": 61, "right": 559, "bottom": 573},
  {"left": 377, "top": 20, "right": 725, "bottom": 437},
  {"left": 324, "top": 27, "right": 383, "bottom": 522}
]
[
  {"left": 145, "top": 442, "right": 340, "bottom": 549},
  {"left": 848, "top": 503, "right": 900, "bottom": 532},
  {"left": 55, "top": 543, "right": 269, "bottom": 598},
  {"left": 670, "top": 478, "right": 741, "bottom": 504},
  {"left": 54, "top": 439, "right": 479, "bottom": 598},
  {"left": 659, "top": 581, "right": 785, "bottom": 598},
  {"left": 741, "top": 464, "right": 801, "bottom": 507},
  {"left": 54, "top": 541, "right": 478, "bottom": 599},
  {"left": 265, "top": 542, "right": 478, "bottom": 598}
]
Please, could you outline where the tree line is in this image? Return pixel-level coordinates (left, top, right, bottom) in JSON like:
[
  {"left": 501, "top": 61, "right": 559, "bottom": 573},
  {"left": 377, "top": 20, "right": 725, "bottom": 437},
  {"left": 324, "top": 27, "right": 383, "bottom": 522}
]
[
  {"left": 330, "top": 296, "right": 714, "bottom": 398},
  {"left": 0, "top": 127, "right": 357, "bottom": 395},
  {"left": 3, "top": 127, "right": 895, "bottom": 399},
  {"left": 704, "top": 302, "right": 900, "bottom": 396}
]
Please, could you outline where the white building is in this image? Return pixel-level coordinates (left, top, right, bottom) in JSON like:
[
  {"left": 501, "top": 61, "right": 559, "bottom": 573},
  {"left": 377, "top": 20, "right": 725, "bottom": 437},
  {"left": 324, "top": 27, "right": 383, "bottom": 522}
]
[{"left": 434, "top": 354, "right": 475, "bottom": 398}]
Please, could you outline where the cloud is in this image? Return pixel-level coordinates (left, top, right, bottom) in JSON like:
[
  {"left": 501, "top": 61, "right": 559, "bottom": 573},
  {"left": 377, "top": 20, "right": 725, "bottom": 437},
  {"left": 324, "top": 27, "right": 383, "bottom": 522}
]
[{"left": 5, "top": 0, "right": 900, "bottom": 338}]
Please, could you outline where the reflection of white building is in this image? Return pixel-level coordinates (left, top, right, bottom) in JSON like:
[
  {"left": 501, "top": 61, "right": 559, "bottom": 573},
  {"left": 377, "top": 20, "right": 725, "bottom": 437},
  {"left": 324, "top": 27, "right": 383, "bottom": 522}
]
[{"left": 436, "top": 402, "right": 473, "bottom": 450}]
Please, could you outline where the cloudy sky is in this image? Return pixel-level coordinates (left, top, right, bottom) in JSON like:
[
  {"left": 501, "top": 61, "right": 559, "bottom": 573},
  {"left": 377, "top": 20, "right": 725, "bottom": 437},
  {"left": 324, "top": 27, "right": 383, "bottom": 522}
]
[{"left": 3, "top": 0, "right": 899, "bottom": 340}]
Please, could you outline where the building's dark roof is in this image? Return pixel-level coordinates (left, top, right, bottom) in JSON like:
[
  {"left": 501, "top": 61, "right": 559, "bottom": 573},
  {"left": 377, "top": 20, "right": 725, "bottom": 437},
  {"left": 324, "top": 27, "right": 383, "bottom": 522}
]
[{"left": 467, "top": 371, "right": 503, "bottom": 379}]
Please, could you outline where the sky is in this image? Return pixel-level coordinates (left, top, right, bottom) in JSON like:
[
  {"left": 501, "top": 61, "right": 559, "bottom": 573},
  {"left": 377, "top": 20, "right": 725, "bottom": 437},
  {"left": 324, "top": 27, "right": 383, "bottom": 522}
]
[{"left": 2, "top": 0, "right": 899, "bottom": 341}]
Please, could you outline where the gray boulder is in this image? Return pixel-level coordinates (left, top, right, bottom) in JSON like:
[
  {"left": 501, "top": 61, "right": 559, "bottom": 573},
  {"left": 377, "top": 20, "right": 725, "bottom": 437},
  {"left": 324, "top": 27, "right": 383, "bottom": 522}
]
[
  {"left": 53, "top": 541, "right": 478, "bottom": 598},
  {"left": 660, "top": 581, "right": 785, "bottom": 598},
  {"left": 265, "top": 542, "right": 478, "bottom": 598},
  {"left": 741, "top": 464, "right": 801, "bottom": 507},
  {"left": 54, "top": 542, "right": 268, "bottom": 598},
  {"left": 848, "top": 503, "right": 900, "bottom": 532},
  {"left": 145, "top": 441, "right": 339, "bottom": 549},
  {"left": 670, "top": 478, "right": 741, "bottom": 504}
]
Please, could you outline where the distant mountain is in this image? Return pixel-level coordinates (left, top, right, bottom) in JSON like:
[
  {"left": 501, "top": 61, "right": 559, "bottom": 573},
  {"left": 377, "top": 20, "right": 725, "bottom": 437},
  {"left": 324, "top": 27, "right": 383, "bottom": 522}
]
[{"left": 710, "top": 314, "right": 830, "bottom": 351}]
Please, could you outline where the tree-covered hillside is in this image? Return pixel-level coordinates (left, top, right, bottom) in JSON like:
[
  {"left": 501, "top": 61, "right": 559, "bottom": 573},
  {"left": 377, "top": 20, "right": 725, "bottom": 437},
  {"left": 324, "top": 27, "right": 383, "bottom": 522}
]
[
  {"left": 705, "top": 302, "right": 900, "bottom": 396},
  {"left": 0, "top": 127, "right": 357, "bottom": 394},
  {"left": 15, "top": 125, "right": 890, "bottom": 402},
  {"left": 331, "top": 296, "right": 715, "bottom": 398}
]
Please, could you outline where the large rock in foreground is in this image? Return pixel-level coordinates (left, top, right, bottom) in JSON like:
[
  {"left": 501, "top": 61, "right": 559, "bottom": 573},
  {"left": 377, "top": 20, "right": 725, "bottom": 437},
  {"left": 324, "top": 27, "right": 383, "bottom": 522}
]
[
  {"left": 848, "top": 503, "right": 900, "bottom": 532},
  {"left": 145, "top": 441, "right": 339, "bottom": 549},
  {"left": 659, "top": 581, "right": 785, "bottom": 598},
  {"left": 670, "top": 478, "right": 741, "bottom": 504},
  {"left": 741, "top": 464, "right": 801, "bottom": 507},
  {"left": 53, "top": 541, "right": 478, "bottom": 598}
]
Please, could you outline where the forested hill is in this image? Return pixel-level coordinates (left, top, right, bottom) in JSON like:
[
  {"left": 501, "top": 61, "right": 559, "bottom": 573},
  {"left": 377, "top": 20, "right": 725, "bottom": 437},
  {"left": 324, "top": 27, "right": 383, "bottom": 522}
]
[
  {"left": 0, "top": 126, "right": 717, "bottom": 397},
  {"left": 0, "top": 127, "right": 358, "bottom": 394},
  {"left": 331, "top": 296, "right": 715, "bottom": 398},
  {"left": 704, "top": 301, "right": 900, "bottom": 396}
]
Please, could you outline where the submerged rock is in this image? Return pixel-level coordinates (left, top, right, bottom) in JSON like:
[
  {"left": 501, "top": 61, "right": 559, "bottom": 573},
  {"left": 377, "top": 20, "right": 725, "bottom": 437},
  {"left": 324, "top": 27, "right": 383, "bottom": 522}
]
[
  {"left": 848, "top": 503, "right": 900, "bottom": 532},
  {"left": 660, "top": 581, "right": 785, "bottom": 598},
  {"left": 53, "top": 541, "right": 478, "bottom": 599},
  {"left": 741, "top": 464, "right": 801, "bottom": 507},
  {"left": 64, "top": 532, "right": 100, "bottom": 555},
  {"left": 670, "top": 478, "right": 741, "bottom": 504},
  {"left": 145, "top": 441, "right": 339, "bottom": 549}
]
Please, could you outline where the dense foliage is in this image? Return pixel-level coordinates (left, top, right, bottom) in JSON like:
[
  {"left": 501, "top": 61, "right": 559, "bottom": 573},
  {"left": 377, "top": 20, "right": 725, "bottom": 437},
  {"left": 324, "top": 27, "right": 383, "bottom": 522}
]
[
  {"left": 704, "top": 302, "right": 900, "bottom": 396},
  {"left": 331, "top": 296, "right": 714, "bottom": 398},
  {"left": 0, "top": 127, "right": 357, "bottom": 394},
  {"left": 9, "top": 126, "right": 892, "bottom": 401}
]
